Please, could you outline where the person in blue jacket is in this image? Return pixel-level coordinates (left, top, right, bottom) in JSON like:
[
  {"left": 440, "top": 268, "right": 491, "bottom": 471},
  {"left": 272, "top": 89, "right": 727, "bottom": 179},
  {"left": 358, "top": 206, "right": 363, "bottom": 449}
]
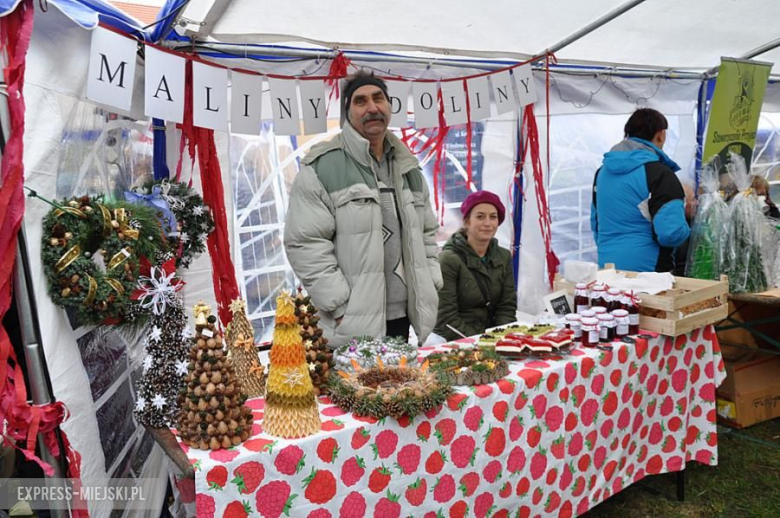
[{"left": 591, "top": 108, "right": 690, "bottom": 272}]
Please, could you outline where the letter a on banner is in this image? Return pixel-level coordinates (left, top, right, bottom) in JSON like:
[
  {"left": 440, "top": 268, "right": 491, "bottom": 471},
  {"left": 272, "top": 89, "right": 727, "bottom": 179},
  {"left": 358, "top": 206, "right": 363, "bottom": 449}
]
[
  {"left": 386, "top": 79, "right": 411, "bottom": 128},
  {"left": 412, "top": 81, "right": 439, "bottom": 129},
  {"left": 144, "top": 46, "right": 185, "bottom": 123},
  {"left": 86, "top": 27, "right": 137, "bottom": 112},
  {"left": 267, "top": 77, "right": 301, "bottom": 135},
  {"left": 299, "top": 79, "right": 327, "bottom": 135},
  {"left": 441, "top": 81, "right": 468, "bottom": 126},
  {"left": 193, "top": 61, "right": 228, "bottom": 131},
  {"left": 230, "top": 71, "right": 263, "bottom": 135},
  {"left": 490, "top": 69, "right": 517, "bottom": 115},
  {"left": 512, "top": 64, "right": 537, "bottom": 107},
  {"left": 466, "top": 76, "right": 491, "bottom": 121}
]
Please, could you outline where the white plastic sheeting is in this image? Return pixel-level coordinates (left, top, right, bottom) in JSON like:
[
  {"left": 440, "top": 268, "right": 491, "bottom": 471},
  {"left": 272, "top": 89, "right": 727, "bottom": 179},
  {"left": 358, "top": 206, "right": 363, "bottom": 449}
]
[{"left": 202, "top": 0, "right": 780, "bottom": 72}]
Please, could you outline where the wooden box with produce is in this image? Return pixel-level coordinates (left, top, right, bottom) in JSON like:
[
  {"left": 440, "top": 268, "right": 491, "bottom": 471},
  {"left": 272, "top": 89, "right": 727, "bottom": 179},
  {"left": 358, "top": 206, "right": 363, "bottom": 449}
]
[{"left": 554, "top": 266, "right": 728, "bottom": 336}]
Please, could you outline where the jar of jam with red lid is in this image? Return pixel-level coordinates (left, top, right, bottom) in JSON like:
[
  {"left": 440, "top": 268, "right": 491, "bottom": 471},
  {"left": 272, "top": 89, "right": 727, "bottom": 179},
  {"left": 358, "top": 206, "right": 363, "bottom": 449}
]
[
  {"left": 624, "top": 291, "right": 640, "bottom": 334},
  {"left": 581, "top": 317, "right": 599, "bottom": 347},
  {"left": 590, "top": 284, "right": 608, "bottom": 309},
  {"left": 565, "top": 313, "right": 582, "bottom": 340},
  {"left": 574, "top": 283, "right": 590, "bottom": 313},
  {"left": 597, "top": 313, "right": 615, "bottom": 342},
  {"left": 607, "top": 288, "right": 623, "bottom": 312},
  {"left": 612, "top": 309, "right": 629, "bottom": 338}
]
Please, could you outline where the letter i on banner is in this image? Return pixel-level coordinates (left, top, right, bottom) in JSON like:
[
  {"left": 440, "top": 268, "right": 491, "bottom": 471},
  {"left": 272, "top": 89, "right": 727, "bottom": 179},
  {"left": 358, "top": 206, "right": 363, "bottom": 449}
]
[
  {"left": 86, "top": 27, "right": 138, "bottom": 112},
  {"left": 441, "top": 80, "right": 468, "bottom": 126},
  {"left": 386, "top": 79, "right": 411, "bottom": 128},
  {"left": 299, "top": 79, "right": 327, "bottom": 135},
  {"left": 489, "top": 69, "right": 518, "bottom": 115},
  {"left": 412, "top": 81, "right": 440, "bottom": 129},
  {"left": 193, "top": 61, "right": 228, "bottom": 131},
  {"left": 230, "top": 71, "right": 263, "bottom": 135},
  {"left": 512, "top": 64, "right": 537, "bottom": 107},
  {"left": 267, "top": 77, "right": 301, "bottom": 135},
  {"left": 466, "top": 76, "right": 491, "bottom": 121},
  {"left": 144, "top": 46, "right": 186, "bottom": 123}
]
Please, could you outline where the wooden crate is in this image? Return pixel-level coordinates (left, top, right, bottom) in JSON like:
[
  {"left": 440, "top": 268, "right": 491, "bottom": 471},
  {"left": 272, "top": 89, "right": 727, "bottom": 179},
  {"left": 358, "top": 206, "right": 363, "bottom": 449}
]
[{"left": 554, "top": 266, "right": 728, "bottom": 336}]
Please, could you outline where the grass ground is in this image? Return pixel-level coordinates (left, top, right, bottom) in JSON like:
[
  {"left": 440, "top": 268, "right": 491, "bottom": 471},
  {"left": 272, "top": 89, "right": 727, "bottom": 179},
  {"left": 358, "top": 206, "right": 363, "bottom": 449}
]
[{"left": 583, "top": 419, "right": 780, "bottom": 517}]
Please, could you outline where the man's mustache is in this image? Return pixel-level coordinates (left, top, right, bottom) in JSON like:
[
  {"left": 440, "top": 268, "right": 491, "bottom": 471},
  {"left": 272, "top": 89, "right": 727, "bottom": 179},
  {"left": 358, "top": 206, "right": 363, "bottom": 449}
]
[{"left": 362, "top": 113, "right": 386, "bottom": 123}]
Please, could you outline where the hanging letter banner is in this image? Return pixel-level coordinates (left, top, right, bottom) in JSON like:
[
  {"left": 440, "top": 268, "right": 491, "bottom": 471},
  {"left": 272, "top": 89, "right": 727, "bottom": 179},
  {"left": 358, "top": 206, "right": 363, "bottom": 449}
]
[
  {"left": 86, "top": 27, "right": 138, "bottom": 112},
  {"left": 441, "top": 80, "right": 468, "bottom": 126},
  {"left": 299, "top": 79, "right": 328, "bottom": 135},
  {"left": 386, "top": 79, "right": 411, "bottom": 128},
  {"left": 412, "top": 81, "right": 440, "bottom": 129},
  {"left": 144, "top": 46, "right": 185, "bottom": 123},
  {"left": 230, "top": 71, "right": 263, "bottom": 135},
  {"left": 268, "top": 77, "right": 301, "bottom": 135},
  {"left": 193, "top": 61, "right": 228, "bottom": 132},
  {"left": 512, "top": 64, "right": 537, "bottom": 108},
  {"left": 490, "top": 70, "right": 518, "bottom": 115},
  {"left": 466, "top": 76, "right": 491, "bottom": 121},
  {"left": 703, "top": 58, "right": 772, "bottom": 168}
]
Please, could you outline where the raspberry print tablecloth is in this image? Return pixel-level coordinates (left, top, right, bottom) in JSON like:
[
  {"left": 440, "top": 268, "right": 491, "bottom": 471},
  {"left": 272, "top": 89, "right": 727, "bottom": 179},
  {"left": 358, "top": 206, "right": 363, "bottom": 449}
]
[{"left": 178, "top": 325, "right": 725, "bottom": 518}]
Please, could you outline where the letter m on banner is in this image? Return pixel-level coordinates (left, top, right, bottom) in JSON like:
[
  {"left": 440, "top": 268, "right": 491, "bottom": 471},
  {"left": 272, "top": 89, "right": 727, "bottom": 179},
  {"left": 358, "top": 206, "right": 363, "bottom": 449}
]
[{"left": 86, "top": 28, "right": 138, "bottom": 112}]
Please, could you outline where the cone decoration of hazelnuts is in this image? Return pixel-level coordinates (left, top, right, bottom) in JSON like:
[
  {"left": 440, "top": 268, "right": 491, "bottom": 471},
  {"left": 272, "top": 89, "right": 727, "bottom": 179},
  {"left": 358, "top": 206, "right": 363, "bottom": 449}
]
[
  {"left": 177, "top": 301, "right": 254, "bottom": 450},
  {"left": 263, "top": 290, "right": 321, "bottom": 438},
  {"left": 294, "top": 288, "right": 333, "bottom": 396},
  {"left": 224, "top": 298, "right": 265, "bottom": 398}
]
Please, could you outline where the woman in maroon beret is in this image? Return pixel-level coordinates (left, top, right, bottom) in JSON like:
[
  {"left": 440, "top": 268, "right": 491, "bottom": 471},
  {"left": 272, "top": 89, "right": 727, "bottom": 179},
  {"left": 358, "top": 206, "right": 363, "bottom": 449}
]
[{"left": 433, "top": 190, "right": 517, "bottom": 341}]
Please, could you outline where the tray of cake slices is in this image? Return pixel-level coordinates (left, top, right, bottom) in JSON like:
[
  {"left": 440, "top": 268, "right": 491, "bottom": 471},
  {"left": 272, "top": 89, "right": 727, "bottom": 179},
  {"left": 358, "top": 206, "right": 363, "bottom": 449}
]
[{"left": 476, "top": 324, "right": 577, "bottom": 360}]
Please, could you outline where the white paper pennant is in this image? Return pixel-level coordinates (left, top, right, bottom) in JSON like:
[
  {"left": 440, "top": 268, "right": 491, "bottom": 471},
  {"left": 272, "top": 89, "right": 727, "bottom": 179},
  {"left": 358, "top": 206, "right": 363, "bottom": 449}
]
[
  {"left": 385, "top": 79, "right": 411, "bottom": 128},
  {"left": 144, "top": 46, "right": 185, "bottom": 123},
  {"left": 86, "top": 28, "right": 137, "bottom": 112},
  {"left": 466, "top": 76, "right": 491, "bottom": 121},
  {"left": 512, "top": 64, "right": 537, "bottom": 107},
  {"left": 412, "top": 81, "right": 440, "bottom": 129},
  {"left": 299, "top": 79, "right": 328, "bottom": 135},
  {"left": 230, "top": 72, "right": 264, "bottom": 135},
  {"left": 267, "top": 77, "right": 301, "bottom": 135},
  {"left": 441, "top": 80, "right": 468, "bottom": 126},
  {"left": 193, "top": 61, "right": 228, "bottom": 131},
  {"left": 489, "top": 69, "right": 518, "bottom": 115}
]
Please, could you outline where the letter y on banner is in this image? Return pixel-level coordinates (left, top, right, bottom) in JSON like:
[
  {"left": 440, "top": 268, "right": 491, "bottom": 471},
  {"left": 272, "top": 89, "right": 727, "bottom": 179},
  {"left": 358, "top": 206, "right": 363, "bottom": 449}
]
[{"left": 86, "top": 28, "right": 137, "bottom": 112}]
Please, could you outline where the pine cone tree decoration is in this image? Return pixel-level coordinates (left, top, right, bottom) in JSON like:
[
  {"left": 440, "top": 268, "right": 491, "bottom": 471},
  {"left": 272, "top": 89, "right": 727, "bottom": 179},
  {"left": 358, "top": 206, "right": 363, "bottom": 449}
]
[
  {"left": 177, "top": 302, "right": 254, "bottom": 450},
  {"left": 294, "top": 288, "right": 333, "bottom": 396}
]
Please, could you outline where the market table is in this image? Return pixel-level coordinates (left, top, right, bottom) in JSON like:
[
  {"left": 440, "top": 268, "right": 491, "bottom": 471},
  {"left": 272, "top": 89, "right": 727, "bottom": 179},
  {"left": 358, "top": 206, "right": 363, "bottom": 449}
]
[{"left": 176, "top": 325, "right": 725, "bottom": 518}]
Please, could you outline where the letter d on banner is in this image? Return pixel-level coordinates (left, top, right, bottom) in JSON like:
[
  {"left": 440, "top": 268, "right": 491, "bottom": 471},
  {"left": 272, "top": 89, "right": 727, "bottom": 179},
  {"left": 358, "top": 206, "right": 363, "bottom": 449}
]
[{"left": 86, "top": 28, "right": 138, "bottom": 112}]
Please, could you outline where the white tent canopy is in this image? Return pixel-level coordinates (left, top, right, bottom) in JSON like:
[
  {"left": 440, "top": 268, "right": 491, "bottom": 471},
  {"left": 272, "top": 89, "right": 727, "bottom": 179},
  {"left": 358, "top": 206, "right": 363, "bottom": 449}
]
[{"left": 181, "top": 0, "right": 780, "bottom": 73}]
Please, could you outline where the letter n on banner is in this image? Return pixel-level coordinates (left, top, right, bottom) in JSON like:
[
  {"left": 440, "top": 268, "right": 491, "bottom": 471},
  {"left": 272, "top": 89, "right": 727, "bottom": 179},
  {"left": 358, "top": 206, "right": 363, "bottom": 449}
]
[
  {"left": 193, "top": 61, "right": 228, "bottom": 131},
  {"left": 86, "top": 27, "right": 137, "bottom": 112},
  {"left": 490, "top": 69, "right": 518, "bottom": 115},
  {"left": 412, "top": 81, "right": 439, "bottom": 129},
  {"left": 299, "top": 79, "right": 327, "bottom": 135},
  {"left": 230, "top": 72, "right": 263, "bottom": 135},
  {"left": 267, "top": 77, "right": 301, "bottom": 135},
  {"left": 386, "top": 79, "right": 411, "bottom": 128},
  {"left": 144, "top": 46, "right": 185, "bottom": 123}
]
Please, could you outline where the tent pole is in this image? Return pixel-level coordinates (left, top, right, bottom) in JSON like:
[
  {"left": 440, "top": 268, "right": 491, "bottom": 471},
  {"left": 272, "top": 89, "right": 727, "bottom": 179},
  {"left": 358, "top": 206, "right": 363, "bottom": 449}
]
[
  {"left": 535, "top": 0, "right": 647, "bottom": 58},
  {"left": 171, "top": 41, "right": 705, "bottom": 79},
  {"left": 739, "top": 38, "right": 780, "bottom": 60}
]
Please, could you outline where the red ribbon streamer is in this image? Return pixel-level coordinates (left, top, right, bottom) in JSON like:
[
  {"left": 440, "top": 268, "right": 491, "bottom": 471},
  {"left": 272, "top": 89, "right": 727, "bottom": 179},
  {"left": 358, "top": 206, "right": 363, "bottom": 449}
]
[
  {"left": 0, "top": 3, "right": 85, "bottom": 501},
  {"left": 325, "top": 51, "right": 352, "bottom": 114},
  {"left": 520, "top": 103, "right": 560, "bottom": 288},
  {"left": 177, "top": 62, "right": 241, "bottom": 328}
]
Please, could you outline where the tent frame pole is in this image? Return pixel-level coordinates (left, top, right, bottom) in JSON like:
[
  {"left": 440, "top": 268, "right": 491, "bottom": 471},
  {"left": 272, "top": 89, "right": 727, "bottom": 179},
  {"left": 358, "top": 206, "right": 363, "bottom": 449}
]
[
  {"left": 740, "top": 38, "right": 780, "bottom": 60},
  {"left": 535, "top": 0, "right": 647, "bottom": 58}
]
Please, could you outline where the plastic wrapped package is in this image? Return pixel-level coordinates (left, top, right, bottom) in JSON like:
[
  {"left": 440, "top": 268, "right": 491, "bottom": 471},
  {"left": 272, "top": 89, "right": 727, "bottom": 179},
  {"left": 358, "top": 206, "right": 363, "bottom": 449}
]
[
  {"left": 723, "top": 154, "right": 769, "bottom": 293},
  {"left": 685, "top": 158, "right": 730, "bottom": 280}
]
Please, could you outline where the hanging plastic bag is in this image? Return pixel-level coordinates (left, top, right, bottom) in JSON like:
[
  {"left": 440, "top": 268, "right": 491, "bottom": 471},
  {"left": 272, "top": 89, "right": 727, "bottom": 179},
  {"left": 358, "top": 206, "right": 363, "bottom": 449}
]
[
  {"left": 686, "top": 157, "right": 730, "bottom": 280},
  {"left": 724, "top": 153, "right": 769, "bottom": 293}
]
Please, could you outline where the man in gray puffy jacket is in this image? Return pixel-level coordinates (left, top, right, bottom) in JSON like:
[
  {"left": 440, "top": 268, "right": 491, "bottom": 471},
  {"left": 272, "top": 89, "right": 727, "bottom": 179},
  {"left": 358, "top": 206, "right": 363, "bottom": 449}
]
[{"left": 284, "top": 70, "right": 443, "bottom": 346}]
